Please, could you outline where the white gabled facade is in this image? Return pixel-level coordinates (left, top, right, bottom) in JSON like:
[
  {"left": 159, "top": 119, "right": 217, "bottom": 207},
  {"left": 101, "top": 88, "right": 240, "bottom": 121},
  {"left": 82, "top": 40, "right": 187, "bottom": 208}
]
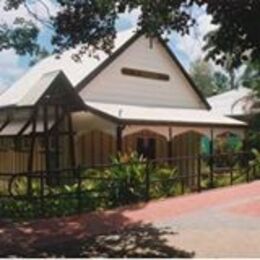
[
  {"left": 0, "top": 29, "right": 246, "bottom": 132},
  {"left": 0, "top": 29, "right": 248, "bottom": 173},
  {"left": 80, "top": 35, "right": 207, "bottom": 109}
]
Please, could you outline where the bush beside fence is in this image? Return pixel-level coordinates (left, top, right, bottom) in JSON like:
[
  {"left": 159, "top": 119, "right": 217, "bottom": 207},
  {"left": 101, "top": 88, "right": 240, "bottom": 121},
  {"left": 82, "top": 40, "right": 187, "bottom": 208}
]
[{"left": 0, "top": 152, "right": 258, "bottom": 221}]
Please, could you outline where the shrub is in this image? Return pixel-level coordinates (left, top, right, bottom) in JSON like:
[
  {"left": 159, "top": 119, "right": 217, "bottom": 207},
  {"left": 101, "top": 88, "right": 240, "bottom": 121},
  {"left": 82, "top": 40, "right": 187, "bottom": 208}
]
[
  {"left": 149, "top": 166, "right": 182, "bottom": 198},
  {"left": 0, "top": 151, "right": 253, "bottom": 221},
  {"left": 101, "top": 152, "right": 147, "bottom": 206}
]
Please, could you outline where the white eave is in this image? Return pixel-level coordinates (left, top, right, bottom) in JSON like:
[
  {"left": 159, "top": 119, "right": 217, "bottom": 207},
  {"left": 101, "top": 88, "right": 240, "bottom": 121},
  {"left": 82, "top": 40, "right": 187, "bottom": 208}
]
[{"left": 86, "top": 101, "right": 247, "bottom": 127}]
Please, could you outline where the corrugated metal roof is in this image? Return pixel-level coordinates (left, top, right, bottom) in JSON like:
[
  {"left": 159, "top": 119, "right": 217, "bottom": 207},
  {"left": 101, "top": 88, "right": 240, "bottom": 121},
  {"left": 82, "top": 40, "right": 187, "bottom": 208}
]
[
  {"left": 17, "top": 70, "right": 61, "bottom": 107},
  {"left": 207, "top": 87, "right": 254, "bottom": 116},
  {"left": 0, "top": 29, "right": 136, "bottom": 108},
  {"left": 85, "top": 101, "right": 246, "bottom": 127},
  {"left": 0, "top": 120, "right": 26, "bottom": 136},
  {"left": 0, "top": 117, "right": 55, "bottom": 136},
  {"left": 23, "top": 119, "right": 55, "bottom": 135}
]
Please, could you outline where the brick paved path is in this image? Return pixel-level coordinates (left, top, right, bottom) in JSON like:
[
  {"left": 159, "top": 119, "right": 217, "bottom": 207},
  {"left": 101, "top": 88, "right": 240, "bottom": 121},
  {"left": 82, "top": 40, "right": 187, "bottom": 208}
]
[{"left": 1, "top": 181, "right": 260, "bottom": 257}]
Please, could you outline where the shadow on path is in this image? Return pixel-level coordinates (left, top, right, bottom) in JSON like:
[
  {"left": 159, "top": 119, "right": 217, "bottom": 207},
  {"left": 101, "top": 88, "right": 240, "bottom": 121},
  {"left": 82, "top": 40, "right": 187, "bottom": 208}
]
[
  {"left": 0, "top": 204, "right": 194, "bottom": 257},
  {"left": 2, "top": 180, "right": 260, "bottom": 257},
  {"left": 11, "top": 224, "right": 194, "bottom": 258}
]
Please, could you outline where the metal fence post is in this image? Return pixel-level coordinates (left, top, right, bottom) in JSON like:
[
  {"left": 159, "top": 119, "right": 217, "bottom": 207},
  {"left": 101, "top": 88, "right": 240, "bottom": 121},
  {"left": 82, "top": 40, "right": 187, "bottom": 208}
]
[
  {"left": 77, "top": 166, "right": 82, "bottom": 214},
  {"left": 209, "top": 129, "right": 214, "bottom": 188},
  {"left": 246, "top": 166, "right": 250, "bottom": 183},
  {"left": 40, "top": 170, "right": 45, "bottom": 217},
  {"left": 230, "top": 167, "right": 233, "bottom": 186},
  {"left": 181, "top": 178, "right": 185, "bottom": 194},
  {"left": 125, "top": 171, "right": 129, "bottom": 205},
  {"left": 209, "top": 155, "right": 214, "bottom": 188},
  {"left": 197, "top": 154, "right": 201, "bottom": 192},
  {"left": 145, "top": 160, "right": 150, "bottom": 202},
  {"left": 253, "top": 163, "right": 257, "bottom": 180}
]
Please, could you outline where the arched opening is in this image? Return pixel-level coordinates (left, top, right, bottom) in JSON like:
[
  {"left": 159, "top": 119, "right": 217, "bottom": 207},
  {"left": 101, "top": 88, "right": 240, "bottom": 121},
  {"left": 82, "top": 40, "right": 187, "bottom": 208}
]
[
  {"left": 171, "top": 130, "right": 206, "bottom": 187},
  {"left": 123, "top": 129, "right": 168, "bottom": 160},
  {"left": 214, "top": 131, "right": 243, "bottom": 168},
  {"left": 215, "top": 132, "right": 243, "bottom": 153}
]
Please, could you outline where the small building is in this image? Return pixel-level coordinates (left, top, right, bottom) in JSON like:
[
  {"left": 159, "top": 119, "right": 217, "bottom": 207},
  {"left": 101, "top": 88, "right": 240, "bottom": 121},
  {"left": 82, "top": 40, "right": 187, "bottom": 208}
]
[
  {"left": 0, "top": 29, "right": 246, "bottom": 177},
  {"left": 208, "top": 87, "right": 258, "bottom": 122},
  {"left": 208, "top": 87, "right": 260, "bottom": 151}
]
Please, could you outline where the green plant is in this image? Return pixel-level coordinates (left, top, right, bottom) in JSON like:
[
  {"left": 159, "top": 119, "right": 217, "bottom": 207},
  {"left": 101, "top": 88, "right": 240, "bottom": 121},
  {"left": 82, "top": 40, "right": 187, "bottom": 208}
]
[
  {"left": 2, "top": 151, "right": 253, "bottom": 222},
  {"left": 150, "top": 166, "right": 181, "bottom": 198},
  {"left": 101, "top": 152, "right": 147, "bottom": 206}
]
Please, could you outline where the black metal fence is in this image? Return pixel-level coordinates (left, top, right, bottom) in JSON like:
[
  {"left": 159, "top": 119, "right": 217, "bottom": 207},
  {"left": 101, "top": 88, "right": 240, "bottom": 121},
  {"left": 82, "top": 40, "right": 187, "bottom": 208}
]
[{"left": 0, "top": 152, "right": 258, "bottom": 220}]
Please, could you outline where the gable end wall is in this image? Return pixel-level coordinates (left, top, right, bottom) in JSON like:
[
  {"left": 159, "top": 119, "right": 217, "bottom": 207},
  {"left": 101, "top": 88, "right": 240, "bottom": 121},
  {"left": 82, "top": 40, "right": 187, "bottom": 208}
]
[{"left": 79, "top": 36, "right": 207, "bottom": 110}]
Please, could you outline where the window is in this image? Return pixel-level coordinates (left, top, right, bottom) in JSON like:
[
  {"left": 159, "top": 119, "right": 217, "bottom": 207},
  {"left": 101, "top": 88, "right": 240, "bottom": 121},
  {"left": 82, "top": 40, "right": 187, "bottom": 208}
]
[{"left": 137, "top": 137, "right": 156, "bottom": 160}]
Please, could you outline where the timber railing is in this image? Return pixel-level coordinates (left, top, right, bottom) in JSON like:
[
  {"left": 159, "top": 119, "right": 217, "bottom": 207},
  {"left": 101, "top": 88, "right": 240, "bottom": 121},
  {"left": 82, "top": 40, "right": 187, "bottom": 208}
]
[{"left": 0, "top": 152, "right": 258, "bottom": 219}]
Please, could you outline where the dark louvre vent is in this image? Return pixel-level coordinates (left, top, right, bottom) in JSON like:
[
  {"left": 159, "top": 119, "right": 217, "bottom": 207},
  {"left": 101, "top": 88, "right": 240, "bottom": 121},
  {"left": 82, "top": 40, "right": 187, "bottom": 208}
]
[{"left": 122, "top": 67, "right": 170, "bottom": 81}]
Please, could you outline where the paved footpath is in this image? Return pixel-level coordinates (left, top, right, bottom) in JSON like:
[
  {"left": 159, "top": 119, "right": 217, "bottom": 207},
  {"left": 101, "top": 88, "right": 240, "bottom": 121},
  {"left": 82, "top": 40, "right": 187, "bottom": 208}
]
[{"left": 1, "top": 181, "right": 260, "bottom": 257}]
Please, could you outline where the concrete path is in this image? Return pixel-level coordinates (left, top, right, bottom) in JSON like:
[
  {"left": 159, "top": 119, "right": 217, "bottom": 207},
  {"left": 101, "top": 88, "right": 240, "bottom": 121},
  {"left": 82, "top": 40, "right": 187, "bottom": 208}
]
[
  {"left": 1, "top": 181, "right": 260, "bottom": 257},
  {"left": 157, "top": 192, "right": 260, "bottom": 257}
]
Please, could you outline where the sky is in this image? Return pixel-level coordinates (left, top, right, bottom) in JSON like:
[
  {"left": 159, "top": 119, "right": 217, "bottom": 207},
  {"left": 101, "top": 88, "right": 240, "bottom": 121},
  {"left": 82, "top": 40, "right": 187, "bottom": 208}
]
[{"left": 0, "top": 2, "right": 217, "bottom": 92}]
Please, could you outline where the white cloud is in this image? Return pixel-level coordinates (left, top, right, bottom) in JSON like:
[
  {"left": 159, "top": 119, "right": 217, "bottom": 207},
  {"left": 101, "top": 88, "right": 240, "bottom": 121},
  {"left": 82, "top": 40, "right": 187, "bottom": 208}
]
[
  {"left": 117, "top": 8, "right": 140, "bottom": 31},
  {"left": 0, "top": 1, "right": 58, "bottom": 90},
  {"left": 124, "top": 8, "right": 141, "bottom": 27},
  {"left": 0, "top": 4, "right": 221, "bottom": 90},
  {"left": 0, "top": 0, "right": 58, "bottom": 28},
  {"left": 0, "top": 50, "right": 27, "bottom": 90},
  {"left": 0, "top": 79, "right": 7, "bottom": 93},
  {"left": 172, "top": 12, "right": 217, "bottom": 67}
]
